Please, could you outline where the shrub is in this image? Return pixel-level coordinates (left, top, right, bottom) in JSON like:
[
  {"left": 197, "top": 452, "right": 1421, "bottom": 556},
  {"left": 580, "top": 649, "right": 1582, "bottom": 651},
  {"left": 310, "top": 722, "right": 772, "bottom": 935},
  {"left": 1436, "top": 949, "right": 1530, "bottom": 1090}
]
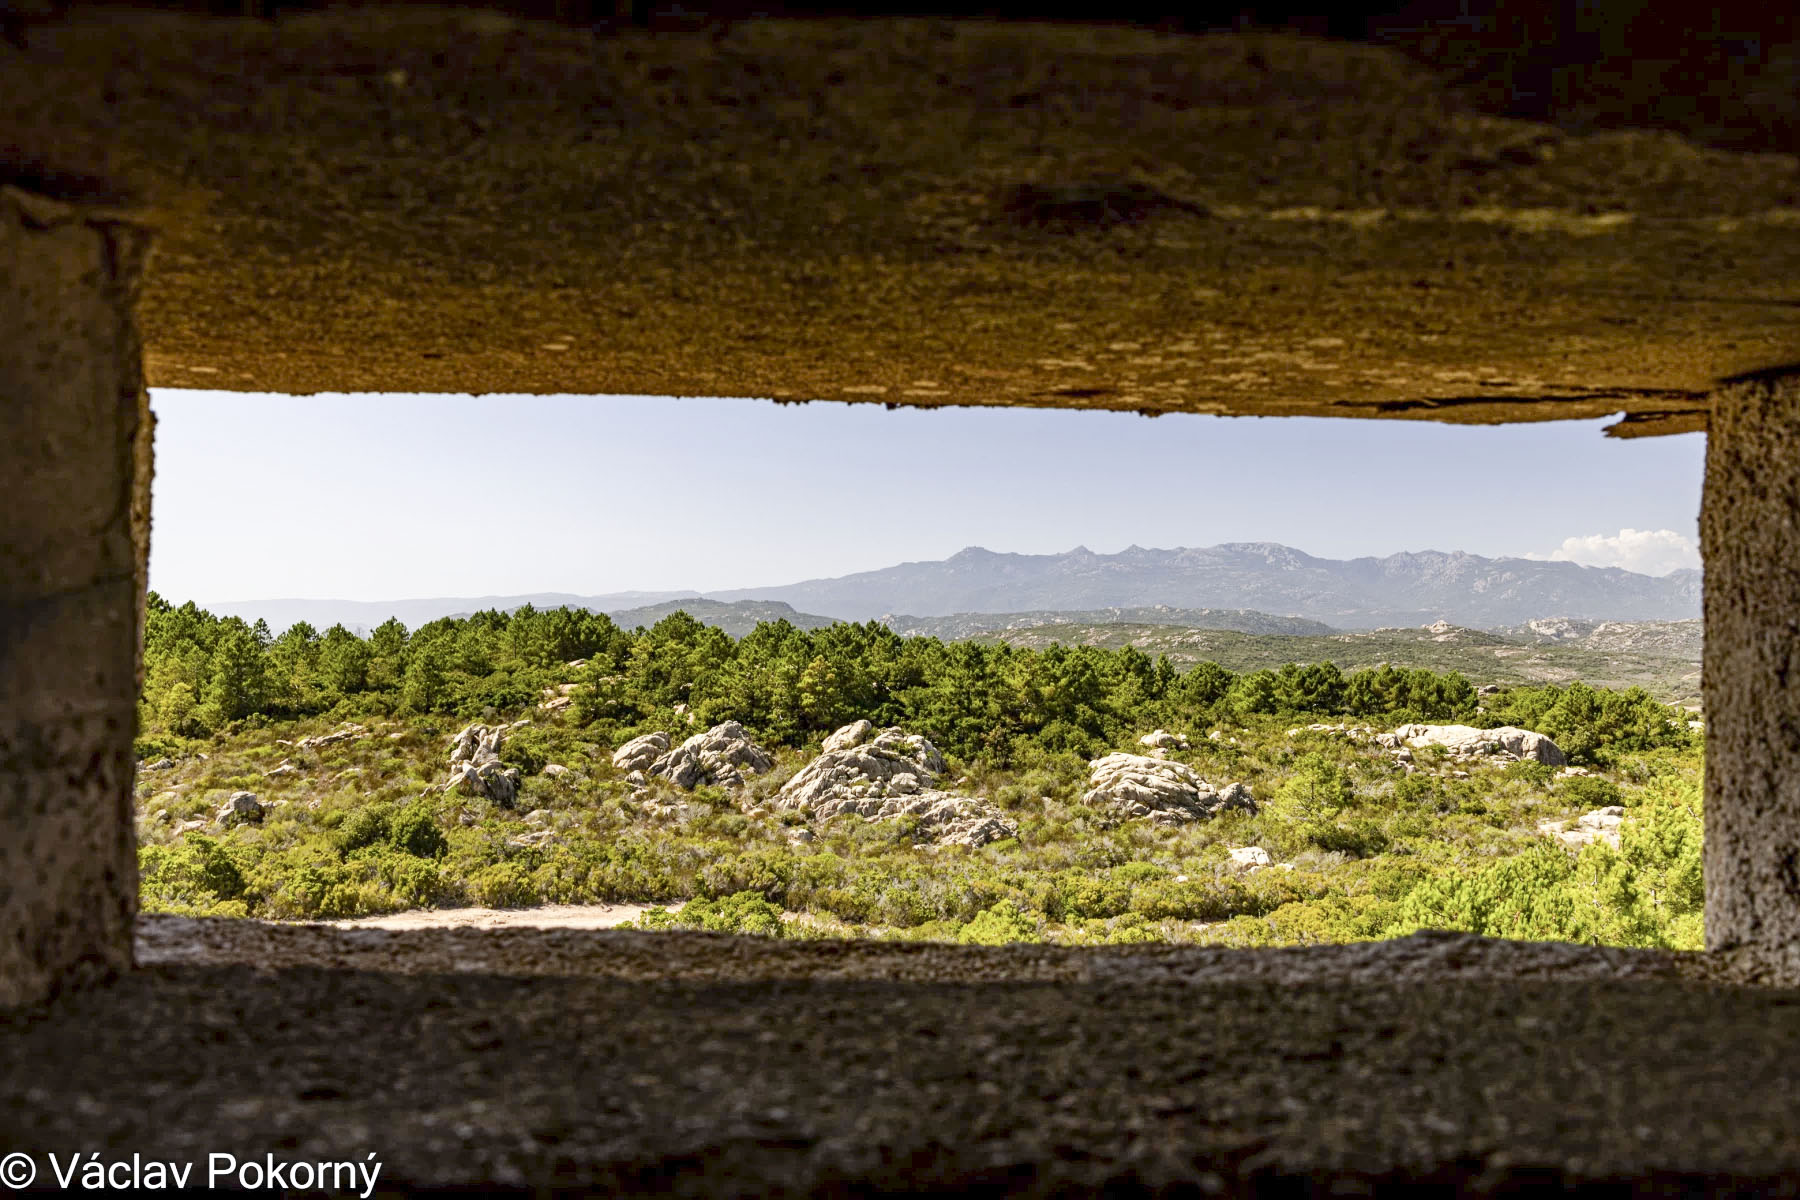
[
  {"left": 1301, "top": 817, "right": 1391, "bottom": 858},
  {"left": 674, "top": 891, "right": 787, "bottom": 937},
  {"left": 1502, "top": 761, "right": 1556, "bottom": 786},
  {"left": 388, "top": 802, "right": 449, "bottom": 859},
  {"left": 1269, "top": 755, "right": 1355, "bottom": 823},
  {"left": 499, "top": 725, "right": 555, "bottom": 776},
  {"left": 1559, "top": 775, "right": 1623, "bottom": 810},
  {"left": 1057, "top": 875, "right": 1131, "bottom": 921},
  {"left": 138, "top": 835, "right": 246, "bottom": 913},
  {"left": 336, "top": 804, "right": 394, "bottom": 855},
  {"left": 957, "top": 902, "right": 1043, "bottom": 944},
  {"left": 470, "top": 861, "right": 538, "bottom": 908}
]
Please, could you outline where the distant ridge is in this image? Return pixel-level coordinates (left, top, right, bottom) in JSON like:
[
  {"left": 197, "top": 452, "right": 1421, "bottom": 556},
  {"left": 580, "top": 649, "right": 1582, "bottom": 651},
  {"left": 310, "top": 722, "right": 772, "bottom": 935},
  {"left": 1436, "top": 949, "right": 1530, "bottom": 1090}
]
[
  {"left": 198, "top": 541, "right": 1701, "bottom": 635},
  {"left": 712, "top": 543, "right": 1701, "bottom": 628}
]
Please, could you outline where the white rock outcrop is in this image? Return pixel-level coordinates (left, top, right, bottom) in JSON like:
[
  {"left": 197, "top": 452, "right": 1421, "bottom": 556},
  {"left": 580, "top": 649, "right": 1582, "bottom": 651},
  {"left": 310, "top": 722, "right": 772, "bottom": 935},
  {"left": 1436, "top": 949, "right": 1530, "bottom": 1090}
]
[
  {"left": 775, "top": 721, "right": 1014, "bottom": 846},
  {"left": 216, "top": 791, "right": 265, "bottom": 827},
  {"left": 816, "top": 790, "right": 1017, "bottom": 847},
  {"left": 1539, "top": 805, "right": 1625, "bottom": 850},
  {"left": 441, "top": 723, "right": 522, "bottom": 807},
  {"left": 1228, "top": 846, "right": 1273, "bottom": 869},
  {"left": 779, "top": 722, "right": 947, "bottom": 809},
  {"left": 1082, "top": 754, "right": 1255, "bottom": 825},
  {"left": 540, "top": 682, "right": 580, "bottom": 713},
  {"left": 612, "top": 731, "right": 670, "bottom": 773},
  {"left": 1138, "top": 729, "right": 1189, "bottom": 752},
  {"left": 296, "top": 724, "right": 367, "bottom": 751},
  {"left": 1381, "top": 724, "right": 1566, "bottom": 767},
  {"left": 449, "top": 723, "right": 503, "bottom": 765},
  {"left": 648, "top": 721, "right": 775, "bottom": 790}
]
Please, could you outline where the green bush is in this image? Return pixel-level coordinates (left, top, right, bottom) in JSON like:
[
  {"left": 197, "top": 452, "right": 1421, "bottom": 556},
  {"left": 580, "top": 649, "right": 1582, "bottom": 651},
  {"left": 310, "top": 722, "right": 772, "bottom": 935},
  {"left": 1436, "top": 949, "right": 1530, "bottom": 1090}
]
[
  {"left": 1559, "top": 775, "right": 1623, "bottom": 810},
  {"left": 388, "top": 802, "right": 449, "bottom": 859},
  {"left": 672, "top": 891, "right": 787, "bottom": 937},
  {"left": 1269, "top": 755, "right": 1355, "bottom": 823},
  {"left": 138, "top": 835, "right": 246, "bottom": 913},
  {"left": 1057, "top": 875, "right": 1131, "bottom": 921},
  {"left": 336, "top": 804, "right": 393, "bottom": 855},
  {"left": 957, "top": 902, "right": 1043, "bottom": 945},
  {"left": 499, "top": 724, "right": 556, "bottom": 776}
]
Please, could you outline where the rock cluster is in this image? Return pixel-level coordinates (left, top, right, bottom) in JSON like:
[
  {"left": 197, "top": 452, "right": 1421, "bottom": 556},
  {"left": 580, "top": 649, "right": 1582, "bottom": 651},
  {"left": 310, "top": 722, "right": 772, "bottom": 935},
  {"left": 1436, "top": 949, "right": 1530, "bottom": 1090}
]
[
  {"left": 294, "top": 723, "right": 367, "bottom": 752},
  {"left": 1138, "top": 729, "right": 1189, "bottom": 754},
  {"left": 612, "top": 732, "right": 670, "bottom": 773},
  {"left": 649, "top": 721, "right": 774, "bottom": 790},
  {"left": 216, "top": 791, "right": 265, "bottom": 828},
  {"left": 776, "top": 721, "right": 1015, "bottom": 847},
  {"left": 540, "top": 682, "right": 579, "bottom": 713},
  {"left": 1539, "top": 806, "right": 1625, "bottom": 850},
  {"left": 440, "top": 723, "right": 522, "bottom": 807},
  {"left": 1380, "top": 724, "right": 1566, "bottom": 767},
  {"left": 780, "top": 721, "right": 946, "bottom": 809},
  {"left": 1082, "top": 754, "right": 1255, "bottom": 825}
]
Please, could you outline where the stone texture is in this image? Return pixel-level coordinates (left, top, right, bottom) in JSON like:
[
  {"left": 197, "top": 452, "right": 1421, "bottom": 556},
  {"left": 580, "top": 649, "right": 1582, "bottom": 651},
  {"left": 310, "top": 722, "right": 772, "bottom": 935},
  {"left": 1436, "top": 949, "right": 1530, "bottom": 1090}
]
[
  {"left": 1703, "top": 375, "right": 1800, "bottom": 952},
  {"left": 0, "top": 187, "right": 151, "bottom": 1009},
  {"left": 648, "top": 722, "right": 774, "bottom": 791},
  {"left": 777, "top": 722, "right": 948, "bottom": 810},
  {"left": 214, "top": 791, "right": 264, "bottom": 828},
  {"left": 1384, "top": 723, "right": 1566, "bottom": 766},
  {"left": 0, "top": 919, "right": 1786, "bottom": 1194},
  {"left": 1082, "top": 754, "right": 1255, "bottom": 825},
  {"left": 438, "top": 724, "right": 521, "bottom": 808},
  {"left": 775, "top": 722, "right": 1012, "bottom": 846},
  {"left": 1539, "top": 806, "right": 1626, "bottom": 851},
  {"left": 293, "top": 724, "right": 365, "bottom": 751},
  {"left": 0, "top": 15, "right": 1792, "bottom": 426},
  {"left": 611, "top": 731, "right": 670, "bottom": 773}
]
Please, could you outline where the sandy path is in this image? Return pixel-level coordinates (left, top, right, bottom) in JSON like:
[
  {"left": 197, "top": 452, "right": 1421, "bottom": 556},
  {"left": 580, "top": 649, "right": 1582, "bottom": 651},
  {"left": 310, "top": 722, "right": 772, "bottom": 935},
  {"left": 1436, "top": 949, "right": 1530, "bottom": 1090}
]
[{"left": 325, "top": 902, "right": 681, "bottom": 931}]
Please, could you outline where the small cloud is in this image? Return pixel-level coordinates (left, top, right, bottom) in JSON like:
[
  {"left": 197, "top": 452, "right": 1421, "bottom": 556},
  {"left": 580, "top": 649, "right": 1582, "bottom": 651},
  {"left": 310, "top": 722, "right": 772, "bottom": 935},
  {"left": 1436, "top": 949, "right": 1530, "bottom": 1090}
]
[{"left": 1525, "top": 528, "right": 1699, "bottom": 576}]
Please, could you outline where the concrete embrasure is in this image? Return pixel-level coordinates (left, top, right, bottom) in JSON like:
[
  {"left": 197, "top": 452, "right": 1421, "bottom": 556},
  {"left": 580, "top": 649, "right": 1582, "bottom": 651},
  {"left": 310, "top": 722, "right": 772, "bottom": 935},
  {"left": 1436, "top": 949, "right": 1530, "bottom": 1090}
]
[
  {"left": 0, "top": 919, "right": 1796, "bottom": 1194},
  {"left": 1703, "top": 374, "right": 1800, "bottom": 952},
  {"left": 2, "top": 14, "right": 1794, "bottom": 425},
  {"left": 0, "top": 187, "right": 152, "bottom": 1009}
]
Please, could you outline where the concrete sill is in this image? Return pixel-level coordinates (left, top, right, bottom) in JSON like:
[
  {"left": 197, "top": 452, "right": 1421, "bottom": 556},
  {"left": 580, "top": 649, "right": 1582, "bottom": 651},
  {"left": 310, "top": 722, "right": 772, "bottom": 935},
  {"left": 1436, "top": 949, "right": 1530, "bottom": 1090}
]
[{"left": 3, "top": 918, "right": 1798, "bottom": 1195}]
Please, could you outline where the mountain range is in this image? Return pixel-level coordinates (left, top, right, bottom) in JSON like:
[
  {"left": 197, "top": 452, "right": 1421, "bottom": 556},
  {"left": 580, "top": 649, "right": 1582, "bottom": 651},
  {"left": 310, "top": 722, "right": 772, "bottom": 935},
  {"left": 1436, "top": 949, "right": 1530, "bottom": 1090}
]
[
  {"left": 201, "top": 542, "right": 1701, "bottom": 635},
  {"left": 713, "top": 543, "right": 1700, "bottom": 629}
]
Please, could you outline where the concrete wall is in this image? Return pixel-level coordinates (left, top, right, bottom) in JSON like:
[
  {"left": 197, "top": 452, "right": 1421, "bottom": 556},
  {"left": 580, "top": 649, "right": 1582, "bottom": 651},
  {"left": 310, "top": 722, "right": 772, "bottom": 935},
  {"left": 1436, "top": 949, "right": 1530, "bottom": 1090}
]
[
  {"left": 0, "top": 187, "right": 152, "bottom": 1008},
  {"left": 1703, "top": 374, "right": 1800, "bottom": 951}
]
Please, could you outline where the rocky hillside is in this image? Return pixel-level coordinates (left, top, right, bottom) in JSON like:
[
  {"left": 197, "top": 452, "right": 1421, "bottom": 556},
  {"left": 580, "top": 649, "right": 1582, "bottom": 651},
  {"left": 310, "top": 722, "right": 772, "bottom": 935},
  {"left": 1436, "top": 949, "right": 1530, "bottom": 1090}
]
[{"left": 713, "top": 544, "right": 1703, "bottom": 628}]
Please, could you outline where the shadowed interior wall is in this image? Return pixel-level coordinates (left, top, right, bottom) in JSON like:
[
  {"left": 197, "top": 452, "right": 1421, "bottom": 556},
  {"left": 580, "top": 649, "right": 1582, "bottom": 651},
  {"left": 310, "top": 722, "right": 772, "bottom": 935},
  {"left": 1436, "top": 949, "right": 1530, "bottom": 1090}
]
[
  {"left": 0, "top": 187, "right": 151, "bottom": 1008},
  {"left": 1703, "top": 374, "right": 1800, "bottom": 952}
]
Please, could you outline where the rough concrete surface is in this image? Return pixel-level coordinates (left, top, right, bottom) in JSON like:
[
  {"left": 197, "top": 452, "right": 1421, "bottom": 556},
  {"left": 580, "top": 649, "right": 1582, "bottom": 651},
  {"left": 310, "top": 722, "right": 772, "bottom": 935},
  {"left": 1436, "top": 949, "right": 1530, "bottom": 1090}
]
[
  {"left": 1703, "top": 375, "right": 1800, "bottom": 952},
  {"left": 1, "top": 919, "right": 1798, "bottom": 1194},
  {"left": 3, "top": 12, "right": 1796, "bottom": 430},
  {"left": 0, "top": 187, "right": 151, "bottom": 1009}
]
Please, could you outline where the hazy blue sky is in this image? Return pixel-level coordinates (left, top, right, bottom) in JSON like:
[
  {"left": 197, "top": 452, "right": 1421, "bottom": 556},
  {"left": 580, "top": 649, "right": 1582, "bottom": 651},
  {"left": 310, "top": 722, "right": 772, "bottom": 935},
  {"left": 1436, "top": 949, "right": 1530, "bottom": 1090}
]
[{"left": 149, "top": 390, "right": 1705, "bottom": 602}]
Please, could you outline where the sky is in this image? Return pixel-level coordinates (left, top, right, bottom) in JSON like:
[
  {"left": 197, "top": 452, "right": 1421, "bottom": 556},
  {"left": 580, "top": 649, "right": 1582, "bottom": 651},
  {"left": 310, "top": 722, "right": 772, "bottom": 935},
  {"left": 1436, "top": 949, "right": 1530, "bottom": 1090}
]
[{"left": 147, "top": 390, "right": 1706, "bottom": 603}]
